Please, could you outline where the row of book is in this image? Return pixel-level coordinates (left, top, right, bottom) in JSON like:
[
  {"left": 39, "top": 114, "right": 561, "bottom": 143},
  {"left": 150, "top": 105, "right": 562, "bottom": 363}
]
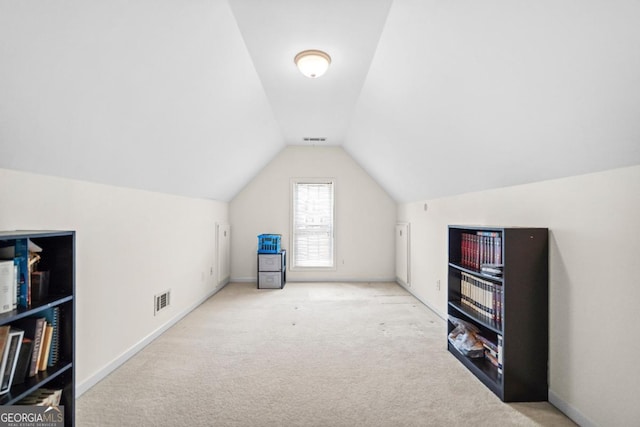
[
  {"left": 0, "top": 307, "right": 60, "bottom": 395},
  {"left": 0, "top": 239, "right": 47, "bottom": 313},
  {"left": 480, "top": 263, "right": 503, "bottom": 277},
  {"left": 17, "top": 388, "right": 62, "bottom": 406},
  {"left": 460, "top": 231, "right": 502, "bottom": 271},
  {"left": 460, "top": 272, "right": 503, "bottom": 329},
  {"left": 448, "top": 315, "right": 504, "bottom": 375},
  {"left": 477, "top": 334, "right": 503, "bottom": 374}
]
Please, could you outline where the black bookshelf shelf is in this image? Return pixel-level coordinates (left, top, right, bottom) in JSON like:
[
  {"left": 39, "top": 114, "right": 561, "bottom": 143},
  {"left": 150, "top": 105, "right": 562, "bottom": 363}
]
[
  {"left": 447, "top": 226, "right": 548, "bottom": 402},
  {"left": 447, "top": 342, "right": 502, "bottom": 396},
  {"left": 0, "top": 296, "right": 73, "bottom": 326},
  {"left": 448, "top": 262, "right": 504, "bottom": 284},
  {"left": 448, "top": 301, "right": 502, "bottom": 334},
  {"left": 0, "top": 231, "right": 75, "bottom": 426},
  {"left": 0, "top": 362, "right": 72, "bottom": 405}
]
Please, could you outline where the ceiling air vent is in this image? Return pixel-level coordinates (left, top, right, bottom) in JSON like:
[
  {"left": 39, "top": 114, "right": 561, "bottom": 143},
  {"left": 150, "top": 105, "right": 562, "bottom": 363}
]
[
  {"left": 303, "top": 137, "right": 327, "bottom": 143},
  {"left": 154, "top": 290, "right": 171, "bottom": 315}
]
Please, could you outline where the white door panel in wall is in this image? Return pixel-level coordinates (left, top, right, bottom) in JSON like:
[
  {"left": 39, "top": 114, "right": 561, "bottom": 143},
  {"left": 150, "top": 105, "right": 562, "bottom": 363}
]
[
  {"left": 396, "top": 223, "right": 410, "bottom": 286},
  {"left": 217, "top": 223, "right": 231, "bottom": 285}
]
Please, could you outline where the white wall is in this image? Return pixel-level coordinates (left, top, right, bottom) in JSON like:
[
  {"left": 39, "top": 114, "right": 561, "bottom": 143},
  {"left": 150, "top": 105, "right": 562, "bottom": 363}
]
[
  {"left": 398, "top": 165, "right": 640, "bottom": 427},
  {"left": 230, "top": 146, "right": 396, "bottom": 282},
  {"left": 0, "top": 168, "right": 228, "bottom": 394}
]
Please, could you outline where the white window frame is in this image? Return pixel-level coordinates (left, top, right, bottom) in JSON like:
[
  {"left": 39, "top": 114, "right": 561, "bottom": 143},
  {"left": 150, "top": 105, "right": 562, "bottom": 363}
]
[{"left": 290, "top": 178, "right": 336, "bottom": 271}]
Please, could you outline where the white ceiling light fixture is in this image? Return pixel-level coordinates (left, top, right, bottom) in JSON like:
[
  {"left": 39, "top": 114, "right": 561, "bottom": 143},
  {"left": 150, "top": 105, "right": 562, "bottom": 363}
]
[{"left": 294, "top": 49, "right": 331, "bottom": 78}]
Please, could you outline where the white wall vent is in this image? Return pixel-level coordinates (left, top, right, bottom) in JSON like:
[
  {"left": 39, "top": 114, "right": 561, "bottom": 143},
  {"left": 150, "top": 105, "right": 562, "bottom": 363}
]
[
  {"left": 154, "top": 290, "right": 171, "bottom": 315},
  {"left": 303, "top": 137, "right": 327, "bottom": 142}
]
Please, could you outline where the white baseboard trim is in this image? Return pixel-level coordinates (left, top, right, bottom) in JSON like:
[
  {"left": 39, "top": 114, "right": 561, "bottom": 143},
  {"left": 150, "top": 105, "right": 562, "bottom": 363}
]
[
  {"left": 549, "top": 389, "right": 595, "bottom": 427},
  {"left": 75, "top": 281, "right": 229, "bottom": 398},
  {"left": 287, "top": 278, "right": 397, "bottom": 283},
  {"left": 230, "top": 276, "right": 255, "bottom": 283},
  {"left": 230, "top": 277, "right": 396, "bottom": 284},
  {"left": 396, "top": 281, "right": 446, "bottom": 320},
  {"left": 396, "top": 277, "right": 408, "bottom": 288}
]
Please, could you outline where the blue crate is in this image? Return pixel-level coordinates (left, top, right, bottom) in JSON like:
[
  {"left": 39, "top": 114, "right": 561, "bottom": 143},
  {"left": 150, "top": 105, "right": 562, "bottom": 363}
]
[{"left": 258, "top": 234, "right": 281, "bottom": 253}]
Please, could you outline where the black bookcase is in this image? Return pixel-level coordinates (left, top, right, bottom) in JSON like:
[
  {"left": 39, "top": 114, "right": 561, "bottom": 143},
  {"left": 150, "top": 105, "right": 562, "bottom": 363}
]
[
  {"left": 0, "top": 230, "right": 75, "bottom": 426},
  {"left": 447, "top": 225, "right": 548, "bottom": 402}
]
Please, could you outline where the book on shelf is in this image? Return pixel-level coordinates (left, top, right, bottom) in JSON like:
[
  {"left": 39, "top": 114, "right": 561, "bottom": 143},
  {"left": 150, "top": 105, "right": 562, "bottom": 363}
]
[
  {"left": 480, "top": 263, "right": 503, "bottom": 276},
  {"left": 12, "top": 337, "right": 33, "bottom": 385},
  {"left": 0, "top": 260, "right": 15, "bottom": 314},
  {"left": 41, "top": 306, "right": 60, "bottom": 367},
  {"left": 460, "top": 272, "right": 503, "bottom": 328},
  {"left": 497, "top": 334, "right": 503, "bottom": 374},
  {"left": 0, "top": 328, "right": 24, "bottom": 394},
  {"left": 476, "top": 334, "right": 502, "bottom": 370},
  {"left": 13, "top": 239, "right": 31, "bottom": 308},
  {"left": 0, "top": 238, "right": 44, "bottom": 309},
  {"left": 485, "top": 349, "right": 500, "bottom": 368},
  {"left": 461, "top": 231, "right": 502, "bottom": 270},
  {"left": 35, "top": 320, "right": 48, "bottom": 372},
  {"left": 30, "top": 270, "right": 50, "bottom": 303},
  {"left": 0, "top": 327, "right": 9, "bottom": 362},
  {"left": 38, "top": 325, "right": 53, "bottom": 372},
  {"left": 17, "top": 388, "right": 62, "bottom": 406},
  {"left": 476, "top": 334, "right": 498, "bottom": 354},
  {"left": 12, "top": 316, "right": 46, "bottom": 377}
]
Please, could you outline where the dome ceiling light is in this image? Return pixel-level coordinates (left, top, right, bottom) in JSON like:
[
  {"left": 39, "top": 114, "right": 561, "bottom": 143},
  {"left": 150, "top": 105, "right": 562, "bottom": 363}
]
[{"left": 294, "top": 50, "right": 331, "bottom": 78}]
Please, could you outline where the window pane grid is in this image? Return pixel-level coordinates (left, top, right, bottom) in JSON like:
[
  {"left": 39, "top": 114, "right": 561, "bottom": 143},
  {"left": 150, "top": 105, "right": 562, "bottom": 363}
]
[{"left": 293, "top": 181, "right": 334, "bottom": 268}]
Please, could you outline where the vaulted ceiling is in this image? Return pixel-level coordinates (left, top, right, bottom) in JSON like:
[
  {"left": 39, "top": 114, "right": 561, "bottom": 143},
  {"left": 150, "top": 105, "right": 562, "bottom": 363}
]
[{"left": 1, "top": 1, "right": 639, "bottom": 203}]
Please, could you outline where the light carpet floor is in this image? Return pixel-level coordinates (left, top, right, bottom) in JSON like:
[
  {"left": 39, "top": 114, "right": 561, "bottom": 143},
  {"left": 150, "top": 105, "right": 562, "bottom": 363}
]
[{"left": 77, "top": 282, "right": 576, "bottom": 426}]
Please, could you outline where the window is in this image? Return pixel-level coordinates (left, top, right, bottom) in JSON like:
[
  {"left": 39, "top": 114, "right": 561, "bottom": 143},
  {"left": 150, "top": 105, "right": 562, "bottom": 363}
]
[{"left": 291, "top": 180, "right": 334, "bottom": 268}]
